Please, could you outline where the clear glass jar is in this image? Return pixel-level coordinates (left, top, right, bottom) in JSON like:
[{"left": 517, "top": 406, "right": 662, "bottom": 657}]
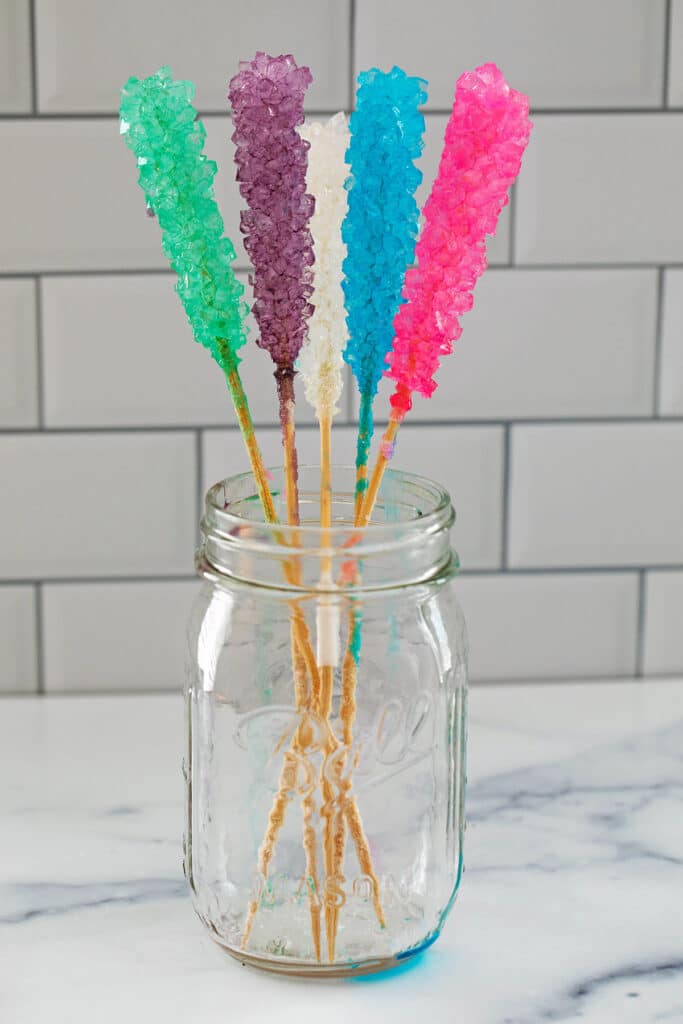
[{"left": 185, "top": 465, "right": 467, "bottom": 977}]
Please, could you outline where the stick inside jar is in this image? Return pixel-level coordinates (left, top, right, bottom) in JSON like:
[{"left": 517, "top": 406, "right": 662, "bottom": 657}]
[
  {"left": 296, "top": 115, "right": 347, "bottom": 961},
  {"left": 297, "top": 114, "right": 384, "bottom": 960}
]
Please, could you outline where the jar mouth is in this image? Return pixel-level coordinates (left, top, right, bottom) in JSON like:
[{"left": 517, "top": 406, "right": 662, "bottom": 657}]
[{"left": 199, "top": 465, "right": 456, "bottom": 592}]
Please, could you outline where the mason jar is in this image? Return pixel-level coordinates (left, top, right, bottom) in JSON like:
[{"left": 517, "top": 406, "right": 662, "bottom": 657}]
[{"left": 184, "top": 465, "right": 467, "bottom": 977}]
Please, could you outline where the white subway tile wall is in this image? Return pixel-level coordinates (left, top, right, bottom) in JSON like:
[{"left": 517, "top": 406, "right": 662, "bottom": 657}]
[
  {"left": 0, "top": 120, "right": 166, "bottom": 273},
  {"left": 508, "top": 424, "right": 683, "bottom": 568},
  {"left": 0, "top": 279, "right": 38, "bottom": 427},
  {"left": 355, "top": 0, "right": 666, "bottom": 109},
  {"left": 35, "top": 0, "right": 350, "bottom": 113},
  {"left": 456, "top": 573, "right": 640, "bottom": 682},
  {"left": 659, "top": 269, "right": 683, "bottom": 415},
  {"left": 0, "top": 433, "right": 196, "bottom": 578},
  {"left": 0, "top": 586, "right": 37, "bottom": 693},
  {"left": 1, "top": 2, "right": 682, "bottom": 693},
  {"left": 0, "top": 2, "right": 32, "bottom": 113},
  {"left": 643, "top": 570, "right": 683, "bottom": 675},
  {"left": 515, "top": 115, "right": 683, "bottom": 264},
  {"left": 42, "top": 581, "right": 200, "bottom": 692},
  {"left": 668, "top": 0, "right": 683, "bottom": 104}
]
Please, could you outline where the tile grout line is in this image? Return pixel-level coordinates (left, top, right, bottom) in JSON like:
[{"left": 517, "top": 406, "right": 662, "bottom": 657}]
[
  {"left": 521, "top": 106, "right": 683, "bottom": 115},
  {"left": 34, "top": 276, "right": 45, "bottom": 428},
  {"left": 0, "top": 268, "right": 180, "bottom": 279},
  {"left": 8, "top": 414, "right": 683, "bottom": 438},
  {"left": 28, "top": 0, "right": 38, "bottom": 114},
  {"left": 1, "top": 575, "right": 198, "bottom": 587},
  {"left": 0, "top": 269, "right": 180, "bottom": 280},
  {"left": 7, "top": 107, "right": 683, "bottom": 122},
  {"left": 653, "top": 266, "right": 666, "bottom": 415},
  {"left": 500, "top": 424, "right": 511, "bottom": 569},
  {"left": 0, "top": 425, "right": 210, "bottom": 436},
  {"left": 0, "top": 566, "right": 673, "bottom": 588},
  {"left": 34, "top": 582, "right": 45, "bottom": 695},
  {"left": 455, "top": 566, "right": 657, "bottom": 578},
  {"left": 0, "top": 108, "right": 352, "bottom": 122},
  {"left": 3, "top": 263, "right": 681, "bottom": 281},
  {"left": 635, "top": 569, "right": 647, "bottom": 678},
  {"left": 663, "top": 0, "right": 673, "bottom": 107}
]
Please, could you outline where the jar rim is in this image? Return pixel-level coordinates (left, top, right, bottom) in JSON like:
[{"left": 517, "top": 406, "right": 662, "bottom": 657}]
[
  {"left": 199, "top": 465, "right": 456, "bottom": 591},
  {"left": 205, "top": 464, "right": 452, "bottom": 536}
]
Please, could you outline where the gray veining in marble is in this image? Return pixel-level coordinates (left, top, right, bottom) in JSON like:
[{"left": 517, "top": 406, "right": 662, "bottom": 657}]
[{"left": 1, "top": 682, "right": 682, "bottom": 1023}]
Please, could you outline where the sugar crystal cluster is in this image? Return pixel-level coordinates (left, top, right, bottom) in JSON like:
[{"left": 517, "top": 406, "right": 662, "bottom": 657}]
[
  {"left": 119, "top": 66, "right": 249, "bottom": 373},
  {"left": 342, "top": 67, "right": 427, "bottom": 399},
  {"left": 229, "top": 53, "right": 315, "bottom": 371},
  {"left": 297, "top": 113, "right": 350, "bottom": 420},
  {"left": 385, "top": 63, "right": 532, "bottom": 417}
]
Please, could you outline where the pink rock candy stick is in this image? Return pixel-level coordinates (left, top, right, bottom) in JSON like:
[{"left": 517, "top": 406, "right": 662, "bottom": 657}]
[
  {"left": 385, "top": 63, "right": 532, "bottom": 420},
  {"left": 356, "top": 64, "right": 531, "bottom": 527}
]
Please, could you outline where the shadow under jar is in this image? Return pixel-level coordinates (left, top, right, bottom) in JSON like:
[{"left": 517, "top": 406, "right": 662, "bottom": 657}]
[{"left": 185, "top": 466, "right": 468, "bottom": 977}]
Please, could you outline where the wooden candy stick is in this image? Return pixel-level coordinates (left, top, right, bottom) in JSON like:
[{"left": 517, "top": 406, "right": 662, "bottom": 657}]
[
  {"left": 230, "top": 54, "right": 322, "bottom": 710},
  {"left": 120, "top": 65, "right": 375, "bottom": 962},
  {"left": 298, "top": 114, "right": 347, "bottom": 960},
  {"left": 353, "top": 65, "right": 532, "bottom": 529},
  {"left": 120, "top": 69, "right": 321, "bottom": 712},
  {"left": 317, "top": 408, "right": 341, "bottom": 959},
  {"left": 243, "top": 102, "right": 388, "bottom": 955},
  {"left": 241, "top": 750, "right": 299, "bottom": 950},
  {"left": 226, "top": 364, "right": 318, "bottom": 673},
  {"left": 326, "top": 70, "right": 426, "bottom": 937},
  {"left": 357, "top": 417, "right": 401, "bottom": 525},
  {"left": 341, "top": 68, "right": 426, "bottom": 520},
  {"left": 353, "top": 392, "right": 374, "bottom": 523},
  {"left": 119, "top": 67, "right": 320, "bottom": 682},
  {"left": 231, "top": 54, "right": 329, "bottom": 956},
  {"left": 234, "top": 362, "right": 323, "bottom": 955},
  {"left": 333, "top": 63, "right": 533, "bottom": 938},
  {"left": 241, "top": 632, "right": 323, "bottom": 960},
  {"left": 124, "top": 63, "right": 342, "bottom": 963},
  {"left": 318, "top": 413, "right": 387, "bottom": 952},
  {"left": 297, "top": 114, "right": 385, "bottom": 958},
  {"left": 281, "top": 369, "right": 324, "bottom": 961},
  {"left": 236, "top": 360, "right": 325, "bottom": 956},
  {"left": 229, "top": 52, "right": 314, "bottom": 523}
]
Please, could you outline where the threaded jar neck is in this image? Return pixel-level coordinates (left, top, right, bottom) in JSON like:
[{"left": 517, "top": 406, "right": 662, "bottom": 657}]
[{"left": 198, "top": 465, "right": 456, "bottom": 593}]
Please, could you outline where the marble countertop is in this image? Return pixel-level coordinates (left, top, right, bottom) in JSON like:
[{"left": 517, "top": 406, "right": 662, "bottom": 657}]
[{"left": 2, "top": 680, "right": 682, "bottom": 1024}]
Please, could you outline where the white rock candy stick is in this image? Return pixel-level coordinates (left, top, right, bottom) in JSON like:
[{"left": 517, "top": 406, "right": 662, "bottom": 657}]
[
  {"left": 297, "top": 112, "right": 351, "bottom": 963},
  {"left": 298, "top": 113, "right": 349, "bottom": 426},
  {"left": 298, "top": 113, "right": 350, "bottom": 671}
]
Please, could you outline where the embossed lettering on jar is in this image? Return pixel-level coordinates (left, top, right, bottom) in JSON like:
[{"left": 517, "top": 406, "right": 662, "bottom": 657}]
[{"left": 185, "top": 466, "right": 467, "bottom": 977}]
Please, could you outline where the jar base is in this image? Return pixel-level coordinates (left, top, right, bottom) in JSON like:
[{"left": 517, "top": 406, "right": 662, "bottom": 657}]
[{"left": 218, "top": 940, "right": 422, "bottom": 978}]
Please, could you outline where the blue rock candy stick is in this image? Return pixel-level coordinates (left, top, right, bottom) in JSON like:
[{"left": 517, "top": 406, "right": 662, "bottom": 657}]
[{"left": 341, "top": 66, "right": 427, "bottom": 509}]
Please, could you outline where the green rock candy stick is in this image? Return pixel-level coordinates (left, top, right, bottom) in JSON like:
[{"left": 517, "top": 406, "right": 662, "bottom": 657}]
[
  {"left": 120, "top": 66, "right": 248, "bottom": 374},
  {"left": 119, "top": 66, "right": 278, "bottom": 519}
]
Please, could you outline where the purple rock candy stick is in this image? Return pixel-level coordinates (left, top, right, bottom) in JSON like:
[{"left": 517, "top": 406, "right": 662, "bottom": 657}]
[{"left": 229, "top": 53, "right": 315, "bottom": 372}]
